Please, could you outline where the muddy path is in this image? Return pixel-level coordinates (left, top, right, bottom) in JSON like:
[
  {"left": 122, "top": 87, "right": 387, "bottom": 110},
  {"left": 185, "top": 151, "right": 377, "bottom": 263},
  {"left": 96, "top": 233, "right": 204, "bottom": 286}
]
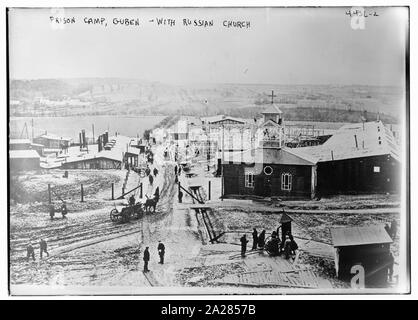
[
  {"left": 10, "top": 145, "right": 204, "bottom": 289},
  {"left": 9, "top": 156, "right": 178, "bottom": 285}
]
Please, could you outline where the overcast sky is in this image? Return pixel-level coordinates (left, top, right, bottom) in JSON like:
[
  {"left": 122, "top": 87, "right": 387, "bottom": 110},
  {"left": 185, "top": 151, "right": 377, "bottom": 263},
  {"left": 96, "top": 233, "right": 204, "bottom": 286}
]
[{"left": 8, "top": 7, "right": 408, "bottom": 86}]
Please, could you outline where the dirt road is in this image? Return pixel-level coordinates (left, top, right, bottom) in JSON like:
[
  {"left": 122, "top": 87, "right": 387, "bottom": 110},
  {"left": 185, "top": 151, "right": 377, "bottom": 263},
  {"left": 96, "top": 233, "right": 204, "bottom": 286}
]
[{"left": 10, "top": 145, "right": 203, "bottom": 288}]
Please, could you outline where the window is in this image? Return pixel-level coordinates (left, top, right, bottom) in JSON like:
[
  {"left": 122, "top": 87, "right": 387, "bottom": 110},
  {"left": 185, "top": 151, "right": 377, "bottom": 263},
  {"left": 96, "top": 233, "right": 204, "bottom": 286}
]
[
  {"left": 264, "top": 166, "right": 273, "bottom": 175},
  {"left": 373, "top": 166, "right": 380, "bottom": 173},
  {"left": 245, "top": 172, "right": 254, "bottom": 188},
  {"left": 281, "top": 173, "right": 292, "bottom": 191}
]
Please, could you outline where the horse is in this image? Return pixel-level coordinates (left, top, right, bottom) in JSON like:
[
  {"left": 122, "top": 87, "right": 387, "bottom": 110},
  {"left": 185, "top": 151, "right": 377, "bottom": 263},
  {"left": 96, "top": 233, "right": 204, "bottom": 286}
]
[{"left": 144, "top": 195, "right": 159, "bottom": 213}]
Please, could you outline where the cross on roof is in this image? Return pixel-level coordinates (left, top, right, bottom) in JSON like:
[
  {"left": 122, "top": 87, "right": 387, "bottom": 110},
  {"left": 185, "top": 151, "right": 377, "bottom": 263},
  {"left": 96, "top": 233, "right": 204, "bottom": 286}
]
[{"left": 267, "top": 90, "right": 277, "bottom": 104}]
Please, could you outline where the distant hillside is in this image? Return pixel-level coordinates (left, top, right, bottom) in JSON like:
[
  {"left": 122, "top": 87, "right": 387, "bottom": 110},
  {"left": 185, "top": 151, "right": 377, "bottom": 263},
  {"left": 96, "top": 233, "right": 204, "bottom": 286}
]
[{"left": 9, "top": 79, "right": 402, "bottom": 123}]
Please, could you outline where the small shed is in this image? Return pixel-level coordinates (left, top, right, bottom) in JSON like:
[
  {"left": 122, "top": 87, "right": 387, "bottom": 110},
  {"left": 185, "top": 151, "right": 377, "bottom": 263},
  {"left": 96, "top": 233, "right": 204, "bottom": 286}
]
[
  {"left": 9, "top": 150, "right": 40, "bottom": 171},
  {"left": 34, "top": 134, "right": 72, "bottom": 149},
  {"left": 331, "top": 225, "right": 393, "bottom": 287}
]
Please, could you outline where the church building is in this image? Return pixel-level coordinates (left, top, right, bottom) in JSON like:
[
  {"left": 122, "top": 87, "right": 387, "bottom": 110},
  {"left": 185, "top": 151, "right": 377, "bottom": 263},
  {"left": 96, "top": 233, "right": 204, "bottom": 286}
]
[{"left": 222, "top": 100, "right": 400, "bottom": 200}]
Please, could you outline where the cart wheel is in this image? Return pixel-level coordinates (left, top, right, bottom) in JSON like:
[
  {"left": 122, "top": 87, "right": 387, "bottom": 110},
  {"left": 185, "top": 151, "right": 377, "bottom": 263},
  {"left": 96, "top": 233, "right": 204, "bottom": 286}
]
[{"left": 110, "top": 209, "right": 119, "bottom": 222}]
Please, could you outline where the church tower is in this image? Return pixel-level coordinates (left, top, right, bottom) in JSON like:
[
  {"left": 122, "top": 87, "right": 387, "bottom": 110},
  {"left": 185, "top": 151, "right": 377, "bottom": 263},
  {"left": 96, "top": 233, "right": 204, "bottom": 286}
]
[{"left": 257, "top": 91, "right": 285, "bottom": 149}]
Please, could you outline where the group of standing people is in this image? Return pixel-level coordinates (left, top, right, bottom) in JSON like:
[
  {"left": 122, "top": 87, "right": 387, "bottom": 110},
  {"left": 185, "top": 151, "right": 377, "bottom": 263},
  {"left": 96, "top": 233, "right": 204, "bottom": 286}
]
[
  {"left": 240, "top": 228, "right": 298, "bottom": 260},
  {"left": 26, "top": 239, "right": 49, "bottom": 262},
  {"left": 49, "top": 203, "right": 67, "bottom": 220},
  {"left": 142, "top": 241, "right": 166, "bottom": 273}
]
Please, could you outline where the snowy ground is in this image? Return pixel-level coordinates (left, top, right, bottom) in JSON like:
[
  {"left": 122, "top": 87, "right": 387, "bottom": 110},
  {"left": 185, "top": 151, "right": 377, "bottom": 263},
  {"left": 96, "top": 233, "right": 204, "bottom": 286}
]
[{"left": 9, "top": 143, "right": 401, "bottom": 295}]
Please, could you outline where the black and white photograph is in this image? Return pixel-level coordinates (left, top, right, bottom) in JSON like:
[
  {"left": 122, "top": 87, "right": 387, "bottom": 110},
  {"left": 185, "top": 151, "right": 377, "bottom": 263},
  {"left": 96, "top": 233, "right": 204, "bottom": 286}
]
[{"left": 6, "top": 5, "right": 410, "bottom": 296}]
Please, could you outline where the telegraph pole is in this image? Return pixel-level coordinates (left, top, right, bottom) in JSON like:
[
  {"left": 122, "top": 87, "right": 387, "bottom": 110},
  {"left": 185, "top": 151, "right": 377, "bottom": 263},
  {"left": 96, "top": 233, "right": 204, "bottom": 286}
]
[{"left": 221, "top": 123, "right": 224, "bottom": 201}]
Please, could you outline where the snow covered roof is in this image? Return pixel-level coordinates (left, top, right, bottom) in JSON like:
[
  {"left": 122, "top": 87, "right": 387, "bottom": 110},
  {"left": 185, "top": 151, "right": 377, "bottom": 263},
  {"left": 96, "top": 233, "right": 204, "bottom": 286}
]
[
  {"left": 9, "top": 150, "right": 40, "bottom": 159},
  {"left": 36, "top": 133, "right": 72, "bottom": 141},
  {"left": 331, "top": 225, "right": 392, "bottom": 247},
  {"left": 261, "top": 104, "right": 284, "bottom": 114},
  {"left": 10, "top": 139, "right": 31, "bottom": 145},
  {"left": 64, "top": 150, "right": 123, "bottom": 164},
  {"left": 63, "top": 134, "right": 134, "bottom": 164},
  {"left": 288, "top": 121, "right": 400, "bottom": 163},
  {"left": 225, "top": 147, "right": 317, "bottom": 166},
  {"left": 201, "top": 115, "right": 247, "bottom": 124}
]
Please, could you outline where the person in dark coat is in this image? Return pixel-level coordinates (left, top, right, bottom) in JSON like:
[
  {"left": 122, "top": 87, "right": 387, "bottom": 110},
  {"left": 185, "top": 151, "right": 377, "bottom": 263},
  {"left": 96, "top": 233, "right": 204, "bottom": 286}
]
[
  {"left": 153, "top": 187, "right": 160, "bottom": 202},
  {"left": 289, "top": 234, "right": 298, "bottom": 255},
  {"left": 143, "top": 247, "right": 150, "bottom": 272},
  {"left": 252, "top": 228, "right": 258, "bottom": 250},
  {"left": 149, "top": 174, "right": 154, "bottom": 186},
  {"left": 145, "top": 166, "right": 151, "bottom": 176},
  {"left": 283, "top": 235, "right": 292, "bottom": 259},
  {"left": 178, "top": 165, "right": 182, "bottom": 176},
  {"left": 157, "top": 241, "right": 165, "bottom": 264},
  {"left": 174, "top": 165, "right": 178, "bottom": 175},
  {"left": 153, "top": 167, "right": 159, "bottom": 177},
  {"left": 240, "top": 234, "right": 249, "bottom": 257},
  {"left": 61, "top": 203, "right": 67, "bottom": 218},
  {"left": 49, "top": 204, "right": 55, "bottom": 220},
  {"left": 258, "top": 230, "right": 266, "bottom": 249},
  {"left": 178, "top": 190, "right": 183, "bottom": 203},
  {"left": 26, "top": 243, "right": 35, "bottom": 262},
  {"left": 39, "top": 239, "right": 49, "bottom": 259},
  {"left": 129, "top": 194, "right": 136, "bottom": 206}
]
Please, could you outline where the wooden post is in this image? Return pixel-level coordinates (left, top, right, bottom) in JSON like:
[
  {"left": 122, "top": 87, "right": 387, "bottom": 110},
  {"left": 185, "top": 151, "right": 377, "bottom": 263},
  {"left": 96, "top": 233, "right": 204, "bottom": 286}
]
[
  {"left": 208, "top": 180, "right": 211, "bottom": 201},
  {"left": 48, "top": 184, "right": 51, "bottom": 204},
  {"left": 81, "top": 184, "right": 84, "bottom": 202},
  {"left": 140, "top": 183, "right": 143, "bottom": 198},
  {"left": 111, "top": 183, "right": 114, "bottom": 200}
]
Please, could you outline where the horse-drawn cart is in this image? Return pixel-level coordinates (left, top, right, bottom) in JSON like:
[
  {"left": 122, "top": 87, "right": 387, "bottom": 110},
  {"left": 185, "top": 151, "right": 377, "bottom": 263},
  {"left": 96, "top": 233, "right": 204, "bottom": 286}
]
[{"left": 110, "top": 203, "right": 144, "bottom": 223}]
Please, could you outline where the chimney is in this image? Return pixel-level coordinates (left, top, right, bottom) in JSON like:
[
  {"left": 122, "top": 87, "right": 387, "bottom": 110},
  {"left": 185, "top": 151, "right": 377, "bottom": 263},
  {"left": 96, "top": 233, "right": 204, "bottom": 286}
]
[{"left": 354, "top": 135, "right": 358, "bottom": 148}]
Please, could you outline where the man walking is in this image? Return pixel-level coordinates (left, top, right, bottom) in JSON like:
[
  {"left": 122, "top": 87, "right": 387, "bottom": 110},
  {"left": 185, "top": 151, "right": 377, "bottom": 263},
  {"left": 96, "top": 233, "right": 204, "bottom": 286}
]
[
  {"left": 157, "top": 241, "right": 165, "bottom": 264},
  {"left": 39, "top": 239, "right": 49, "bottom": 259},
  {"left": 240, "top": 234, "right": 249, "bottom": 257},
  {"left": 252, "top": 228, "right": 258, "bottom": 250},
  {"left": 143, "top": 247, "right": 150, "bottom": 273},
  {"left": 26, "top": 243, "right": 35, "bottom": 262}
]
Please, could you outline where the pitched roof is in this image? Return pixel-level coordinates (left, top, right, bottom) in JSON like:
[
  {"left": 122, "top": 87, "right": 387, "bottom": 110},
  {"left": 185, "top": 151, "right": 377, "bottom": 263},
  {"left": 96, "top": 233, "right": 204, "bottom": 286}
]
[
  {"left": 225, "top": 147, "right": 316, "bottom": 166},
  {"left": 331, "top": 225, "right": 393, "bottom": 247},
  {"left": 280, "top": 212, "right": 293, "bottom": 223},
  {"left": 202, "top": 115, "right": 246, "bottom": 124},
  {"left": 288, "top": 121, "right": 399, "bottom": 163},
  {"left": 36, "top": 133, "right": 72, "bottom": 141},
  {"left": 64, "top": 150, "right": 123, "bottom": 164},
  {"left": 261, "top": 104, "right": 283, "bottom": 114}
]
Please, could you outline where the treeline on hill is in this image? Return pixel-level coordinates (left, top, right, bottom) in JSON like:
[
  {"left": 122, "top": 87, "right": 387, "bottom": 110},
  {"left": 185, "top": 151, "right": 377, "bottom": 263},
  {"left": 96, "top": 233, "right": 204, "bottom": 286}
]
[
  {"left": 171, "top": 105, "right": 397, "bottom": 124},
  {"left": 227, "top": 105, "right": 397, "bottom": 123},
  {"left": 10, "top": 79, "right": 93, "bottom": 100}
]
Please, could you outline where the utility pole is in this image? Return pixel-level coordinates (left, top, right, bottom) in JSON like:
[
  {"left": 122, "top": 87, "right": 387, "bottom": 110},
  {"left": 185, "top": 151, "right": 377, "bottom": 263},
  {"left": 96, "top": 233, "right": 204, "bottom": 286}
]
[{"left": 221, "top": 123, "right": 224, "bottom": 201}]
